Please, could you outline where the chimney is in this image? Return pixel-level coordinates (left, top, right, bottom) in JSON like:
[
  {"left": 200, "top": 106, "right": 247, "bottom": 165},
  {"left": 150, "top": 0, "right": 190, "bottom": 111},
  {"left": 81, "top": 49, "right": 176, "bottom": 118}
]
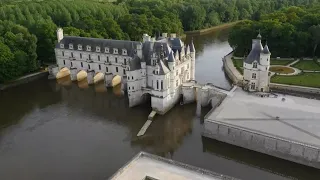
[
  {"left": 57, "top": 28, "right": 64, "bottom": 43},
  {"left": 170, "top": 33, "right": 176, "bottom": 38},
  {"left": 162, "top": 33, "right": 167, "bottom": 38}
]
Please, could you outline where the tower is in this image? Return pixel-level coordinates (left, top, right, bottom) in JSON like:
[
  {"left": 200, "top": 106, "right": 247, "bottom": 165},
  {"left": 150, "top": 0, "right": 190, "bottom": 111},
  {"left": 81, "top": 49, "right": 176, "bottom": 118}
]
[
  {"left": 243, "top": 32, "right": 271, "bottom": 92},
  {"left": 190, "top": 38, "right": 196, "bottom": 80}
]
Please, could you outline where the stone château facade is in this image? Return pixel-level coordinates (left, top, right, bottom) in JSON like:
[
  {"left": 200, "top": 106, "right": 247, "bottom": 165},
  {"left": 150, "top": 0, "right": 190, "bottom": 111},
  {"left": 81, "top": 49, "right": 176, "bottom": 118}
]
[
  {"left": 54, "top": 28, "right": 195, "bottom": 114},
  {"left": 243, "top": 33, "right": 271, "bottom": 92}
]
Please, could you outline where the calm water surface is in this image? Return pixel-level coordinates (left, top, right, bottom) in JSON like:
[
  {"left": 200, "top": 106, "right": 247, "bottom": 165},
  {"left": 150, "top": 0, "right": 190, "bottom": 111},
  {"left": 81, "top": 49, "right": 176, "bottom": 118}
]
[{"left": 1, "top": 30, "right": 320, "bottom": 180}]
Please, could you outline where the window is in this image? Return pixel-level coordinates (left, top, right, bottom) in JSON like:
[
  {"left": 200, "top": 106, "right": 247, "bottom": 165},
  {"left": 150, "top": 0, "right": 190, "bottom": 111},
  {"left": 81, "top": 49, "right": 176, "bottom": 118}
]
[
  {"left": 63, "top": 60, "right": 65, "bottom": 65},
  {"left": 124, "top": 58, "right": 126, "bottom": 65},
  {"left": 99, "top": 65, "right": 101, "bottom": 70},
  {"left": 128, "top": 76, "right": 130, "bottom": 80},
  {"left": 78, "top": 44, "right": 82, "bottom": 50},
  {"left": 60, "top": 44, "right": 64, "bottom": 48},
  {"left": 253, "top": 62, "right": 257, "bottom": 68},
  {"left": 123, "top": 69, "right": 126, "bottom": 75},
  {"left": 62, "top": 51, "right": 65, "bottom": 56},
  {"left": 113, "top": 48, "right": 118, "bottom": 54},
  {"left": 122, "top": 49, "right": 127, "bottom": 55},
  {"left": 71, "top": 52, "right": 74, "bottom": 58},
  {"left": 252, "top": 73, "right": 257, "bottom": 79},
  {"left": 98, "top": 55, "right": 100, "bottom": 61},
  {"left": 176, "top": 80, "right": 178, "bottom": 86},
  {"left": 129, "top": 87, "right": 130, "bottom": 90},
  {"left": 81, "top": 62, "right": 83, "bottom": 67},
  {"left": 107, "top": 56, "right": 109, "bottom": 62},
  {"left": 69, "top": 44, "right": 73, "bottom": 49},
  {"left": 115, "top": 57, "right": 118, "bottom": 63},
  {"left": 251, "top": 82, "right": 256, "bottom": 90},
  {"left": 132, "top": 76, "right": 134, "bottom": 80},
  {"left": 157, "top": 80, "right": 159, "bottom": 89},
  {"left": 161, "top": 81, "right": 163, "bottom": 90},
  {"left": 96, "top": 46, "right": 100, "bottom": 52},
  {"left": 105, "top": 47, "right": 109, "bottom": 53},
  {"left": 88, "top": 64, "right": 90, "bottom": 69},
  {"left": 116, "top": 67, "right": 118, "bottom": 72},
  {"left": 133, "top": 86, "right": 134, "bottom": 90},
  {"left": 86, "top": 45, "right": 91, "bottom": 51},
  {"left": 80, "top": 53, "right": 82, "bottom": 59},
  {"left": 267, "top": 58, "right": 269, "bottom": 61},
  {"left": 71, "top": 62, "right": 73, "bottom": 67},
  {"left": 106, "top": 67, "right": 108, "bottom": 72},
  {"left": 89, "top": 54, "right": 91, "bottom": 60}
]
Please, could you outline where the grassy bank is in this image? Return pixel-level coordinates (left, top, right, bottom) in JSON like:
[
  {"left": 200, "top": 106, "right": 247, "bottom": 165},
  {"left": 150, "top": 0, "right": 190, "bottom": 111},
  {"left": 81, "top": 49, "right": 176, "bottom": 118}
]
[
  {"left": 271, "top": 73, "right": 320, "bottom": 88},
  {"left": 185, "top": 21, "right": 242, "bottom": 35}
]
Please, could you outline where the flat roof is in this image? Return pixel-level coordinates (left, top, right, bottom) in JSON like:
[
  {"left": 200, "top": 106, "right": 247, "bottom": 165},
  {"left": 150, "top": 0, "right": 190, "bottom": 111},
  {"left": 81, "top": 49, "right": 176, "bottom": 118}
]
[
  {"left": 109, "top": 152, "right": 238, "bottom": 180},
  {"left": 205, "top": 88, "right": 320, "bottom": 148}
]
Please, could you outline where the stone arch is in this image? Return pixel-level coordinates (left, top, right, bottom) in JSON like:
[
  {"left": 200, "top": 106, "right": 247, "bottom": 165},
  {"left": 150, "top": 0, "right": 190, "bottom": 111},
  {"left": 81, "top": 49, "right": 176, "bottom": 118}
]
[
  {"left": 140, "top": 92, "right": 152, "bottom": 107},
  {"left": 56, "top": 67, "right": 70, "bottom": 79}
]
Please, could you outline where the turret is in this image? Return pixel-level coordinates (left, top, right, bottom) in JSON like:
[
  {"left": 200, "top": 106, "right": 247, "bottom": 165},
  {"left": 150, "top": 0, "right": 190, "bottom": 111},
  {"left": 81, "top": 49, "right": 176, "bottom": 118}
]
[
  {"left": 260, "top": 43, "right": 271, "bottom": 66},
  {"left": 168, "top": 51, "right": 175, "bottom": 71},
  {"left": 57, "top": 28, "right": 64, "bottom": 43},
  {"left": 190, "top": 38, "right": 196, "bottom": 80}
]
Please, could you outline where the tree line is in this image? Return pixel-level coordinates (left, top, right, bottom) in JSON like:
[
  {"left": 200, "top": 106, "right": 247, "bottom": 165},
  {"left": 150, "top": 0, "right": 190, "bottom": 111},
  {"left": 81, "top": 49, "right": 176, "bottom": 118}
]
[
  {"left": 229, "top": 5, "right": 320, "bottom": 58},
  {"left": 0, "top": 0, "right": 319, "bottom": 82}
]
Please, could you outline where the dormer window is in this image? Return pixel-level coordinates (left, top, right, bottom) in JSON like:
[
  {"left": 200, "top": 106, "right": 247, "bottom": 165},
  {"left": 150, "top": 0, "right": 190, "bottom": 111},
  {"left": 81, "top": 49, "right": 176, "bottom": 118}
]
[
  {"left": 253, "top": 62, "right": 258, "bottom": 68},
  {"left": 78, "top": 44, "right": 82, "bottom": 50},
  {"left": 60, "top": 44, "right": 64, "bottom": 48},
  {"left": 113, "top": 48, "right": 118, "bottom": 54},
  {"left": 105, "top": 47, "right": 109, "bottom": 53},
  {"left": 86, "top": 45, "right": 91, "bottom": 51},
  {"left": 69, "top": 44, "right": 73, "bottom": 49},
  {"left": 96, "top": 46, "right": 100, "bottom": 52},
  {"left": 122, "top": 49, "right": 127, "bottom": 55}
]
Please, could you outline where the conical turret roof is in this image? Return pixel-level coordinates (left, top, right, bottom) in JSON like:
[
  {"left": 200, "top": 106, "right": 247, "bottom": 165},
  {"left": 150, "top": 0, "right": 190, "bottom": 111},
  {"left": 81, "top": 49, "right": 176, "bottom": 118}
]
[{"left": 263, "top": 44, "right": 270, "bottom": 54}]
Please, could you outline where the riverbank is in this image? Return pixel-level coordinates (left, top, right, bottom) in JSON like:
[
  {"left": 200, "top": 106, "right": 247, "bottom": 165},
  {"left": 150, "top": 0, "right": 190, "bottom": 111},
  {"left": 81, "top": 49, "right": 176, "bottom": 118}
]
[
  {"left": 185, "top": 21, "right": 241, "bottom": 35},
  {"left": 0, "top": 71, "right": 48, "bottom": 91}
]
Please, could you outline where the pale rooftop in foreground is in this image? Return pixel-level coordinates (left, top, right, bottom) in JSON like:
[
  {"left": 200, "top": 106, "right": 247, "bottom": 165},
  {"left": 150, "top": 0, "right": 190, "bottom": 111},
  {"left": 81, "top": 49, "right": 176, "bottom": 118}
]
[
  {"left": 109, "top": 152, "right": 237, "bottom": 180},
  {"left": 206, "top": 88, "right": 320, "bottom": 148}
]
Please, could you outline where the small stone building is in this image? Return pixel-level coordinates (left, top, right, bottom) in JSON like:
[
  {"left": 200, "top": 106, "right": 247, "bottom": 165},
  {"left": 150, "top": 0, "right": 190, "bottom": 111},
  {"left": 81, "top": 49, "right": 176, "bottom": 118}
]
[{"left": 243, "top": 33, "right": 271, "bottom": 92}]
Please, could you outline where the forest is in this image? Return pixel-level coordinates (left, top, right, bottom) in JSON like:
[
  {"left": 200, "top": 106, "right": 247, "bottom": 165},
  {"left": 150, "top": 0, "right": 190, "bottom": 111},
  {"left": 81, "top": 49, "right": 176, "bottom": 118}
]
[
  {"left": 0, "top": 0, "right": 319, "bottom": 82},
  {"left": 229, "top": 5, "right": 320, "bottom": 58}
]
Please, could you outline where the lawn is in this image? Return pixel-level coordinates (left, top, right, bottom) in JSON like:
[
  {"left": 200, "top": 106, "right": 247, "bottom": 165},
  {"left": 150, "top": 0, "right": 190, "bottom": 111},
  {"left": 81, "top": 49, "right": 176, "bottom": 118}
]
[
  {"left": 293, "top": 60, "right": 320, "bottom": 71},
  {"left": 270, "top": 59, "right": 293, "bottom": 65},
  {"left": 271, "top": 73, "right": 320, "bottom": 88}
]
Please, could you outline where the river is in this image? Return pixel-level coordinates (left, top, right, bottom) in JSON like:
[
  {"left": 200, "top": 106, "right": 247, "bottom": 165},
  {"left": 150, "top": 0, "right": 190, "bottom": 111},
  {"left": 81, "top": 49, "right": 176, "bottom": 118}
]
[{"left": 0, "top": 29, "right": 319, "bottom": 180}]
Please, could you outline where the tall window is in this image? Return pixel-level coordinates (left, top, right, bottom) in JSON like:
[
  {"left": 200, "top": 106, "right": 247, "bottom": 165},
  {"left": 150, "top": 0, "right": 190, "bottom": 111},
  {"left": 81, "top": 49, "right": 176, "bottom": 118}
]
[
  {"left": 98, "top": 55, "right": 100, "bottom": 61},
  {"left": 252, "top": 73, "right": 257, "bottom": 79},
  {"left": 251, "top": 82, "right": 256, "bottom": 90},
  {"left": 106, "top": 67, "right": 108, "bottom": 72},
  {"left": 63, "top": 60, "right": 65, "bottom": 65},
  {"left": 176, "top": 80, "right": 178, "bottom": 86},
  {"left": 99, "top": 65, "right": 101, "bottom": 70},
  {"left": 71, "top": 52, "right": 74, "bottom": 58},
  {"left": 115, "top": 57, "right": 118, "bottom": 63},
  {"left": 253, "top": 62, "right": 257, "bottom": 68},
  {"left": 80, "top": 53, "right": 82, "bottom": 59},
  {"left": 62, "top": 51, "right": 65, "bottom": 56},
  {"left": 157, "top": 80, "right": 159, "bottom": 89},
  {"left": 88, "top": 64, "right": 90, "bottom": 69},
  {"left": 124, "top": 58, "right": 126, "bottom": 65},
  {"left": 89, "top": 54, "right": 91, "bottom": 60},
  {"left": 107, "top": 56, "right": 109, "bottom": 62},
  {"left": 81, "top": 62, "right": 83, "bottom": 67},
  {"left": 116, "top": 67, "right": 118, "bottom": 72},
  {"left": 123, "top": 69, "right": 126, "bottom": 75},
  {"left": 71, "top": 62, "right": 73, "bottom": 67},
  {"left": 161, "top": 81, "right": 163, "bottom": 90}
]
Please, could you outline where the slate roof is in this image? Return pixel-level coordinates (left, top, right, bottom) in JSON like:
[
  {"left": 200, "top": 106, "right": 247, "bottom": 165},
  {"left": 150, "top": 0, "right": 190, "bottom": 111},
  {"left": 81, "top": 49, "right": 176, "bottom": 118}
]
[
  {"left": 57, "top": 36, "right": 140, "bottom": 56},
  {"left": 263, "top": 45, "right": 271, "bottom": 54},
  {"left": 57, "top": 35, "right": 192, "bottom": 71},
  {"left": 244, "top": 40, "right": 263, "bottom": 64},
  {"left": 158, "top": 59, "right": 170, "bottom": 75}
]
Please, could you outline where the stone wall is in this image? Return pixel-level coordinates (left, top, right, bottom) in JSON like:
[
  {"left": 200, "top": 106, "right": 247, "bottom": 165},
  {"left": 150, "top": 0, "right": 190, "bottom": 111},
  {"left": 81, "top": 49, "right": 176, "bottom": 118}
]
[
  {"left": 270, "top": 83, "right": 320, "bottom": 95},
  {"left": 203, "top": 120, "right": 320, "bottom": 169}
]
